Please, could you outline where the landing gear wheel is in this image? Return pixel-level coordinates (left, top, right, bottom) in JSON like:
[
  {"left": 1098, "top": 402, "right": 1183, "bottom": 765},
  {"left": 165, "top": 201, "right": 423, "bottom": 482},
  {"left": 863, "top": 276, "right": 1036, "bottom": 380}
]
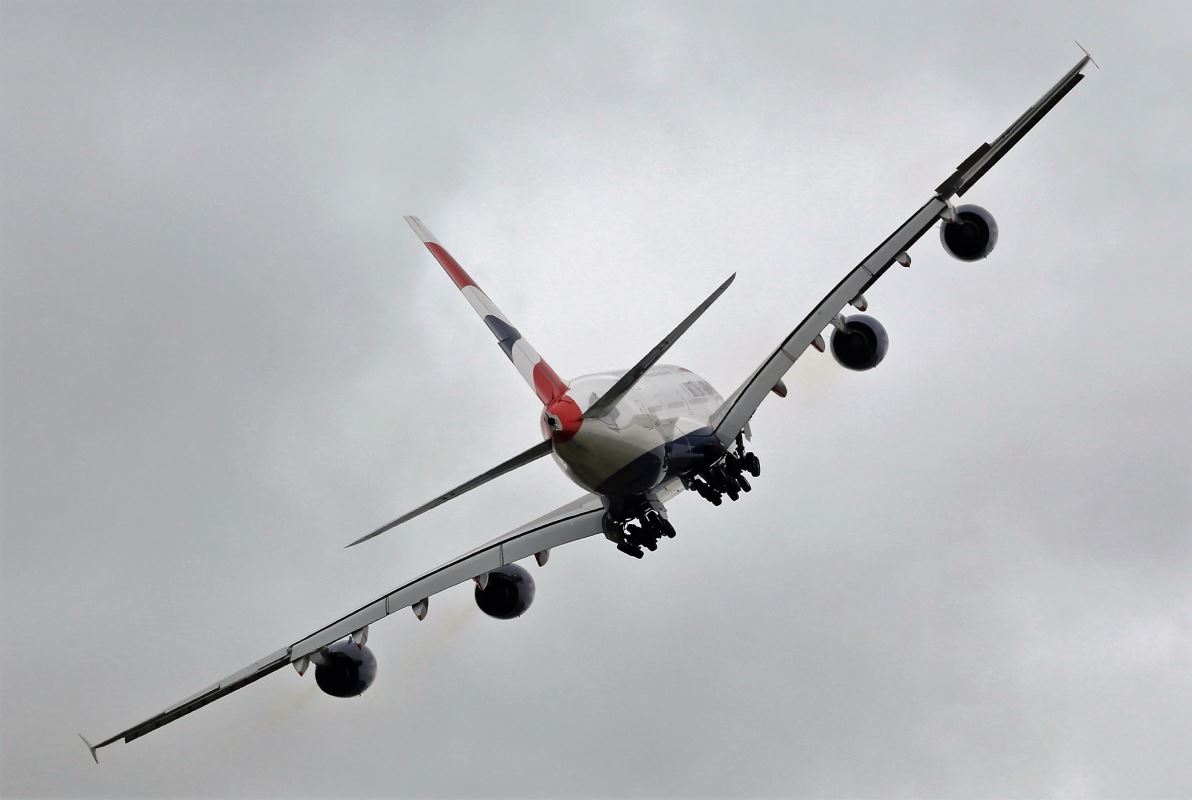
[
  {"left": 745, "top": 453, "right": 761, "bottom": 477},
  {"left": 656, "top": 518, "right": 676, "bottom": 538},
  {"left": 617, "top": 541, "right": 644, "bottom": 559},
  {"left": 626, "top": 523, "right": 658, "bottom": 552},
  {"left": 736, "top": 474, "right": 751, "bottom": 493},
  {"left": 711, "top": 466, "right": 734, "bottom": 494}
]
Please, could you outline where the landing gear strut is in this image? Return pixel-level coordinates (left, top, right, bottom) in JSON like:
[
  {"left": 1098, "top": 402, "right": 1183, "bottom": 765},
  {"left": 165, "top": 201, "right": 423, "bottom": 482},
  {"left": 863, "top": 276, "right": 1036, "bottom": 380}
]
[{"left": 603, "top": 438, "right": 760, "bottom": 559}]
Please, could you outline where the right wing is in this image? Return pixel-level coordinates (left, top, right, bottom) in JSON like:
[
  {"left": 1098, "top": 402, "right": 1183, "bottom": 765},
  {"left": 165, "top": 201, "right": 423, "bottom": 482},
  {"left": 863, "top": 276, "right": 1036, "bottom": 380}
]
[
  {"left": 711, "top": 50, "right": 1093, "bottom": 446},
  {"left": 83, "top": 492, "right": 607, "bottom": 762}
]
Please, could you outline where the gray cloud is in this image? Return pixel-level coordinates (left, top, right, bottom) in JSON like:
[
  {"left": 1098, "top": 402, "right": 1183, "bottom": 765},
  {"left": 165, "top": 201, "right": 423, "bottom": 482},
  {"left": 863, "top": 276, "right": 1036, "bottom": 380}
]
[{"left": 3, "top": 1, "right": 1190, "bottom": 797}]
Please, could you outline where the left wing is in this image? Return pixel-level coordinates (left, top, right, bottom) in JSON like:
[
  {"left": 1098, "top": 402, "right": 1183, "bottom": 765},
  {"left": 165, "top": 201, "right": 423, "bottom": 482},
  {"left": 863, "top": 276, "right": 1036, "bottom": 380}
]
[
  {"left": 82, "top": 492, "right": 608, "bottom": 762},
  {"left": 711, "top": 51, "right": 1093, "bottom": 445}
]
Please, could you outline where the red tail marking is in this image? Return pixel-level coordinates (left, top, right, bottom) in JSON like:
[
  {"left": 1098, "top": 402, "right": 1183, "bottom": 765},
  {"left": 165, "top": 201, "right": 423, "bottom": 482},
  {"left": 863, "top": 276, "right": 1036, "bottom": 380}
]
[
  {"left": 532, "top": 361, "right": 568, "bottom": 405},
  {"left": 543, "top": 395, "right": 582, "bottom": 442},
  {"left": 425, "top": 242, "right": 475, "bottom": 289}
]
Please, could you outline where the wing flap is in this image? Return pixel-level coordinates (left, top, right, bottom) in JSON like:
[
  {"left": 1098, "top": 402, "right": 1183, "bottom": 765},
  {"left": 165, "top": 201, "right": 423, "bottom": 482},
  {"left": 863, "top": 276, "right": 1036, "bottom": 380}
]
[
  {"left": 290, "top": 600, "right": 392, "bottom": 662},
  {"left": 298, "top": 496, "right": 605, "bottom": 661},
  {"left": 713, "top": 198, "right": 947, "bottom": 444},
  {"left": 85, "top": 494, "right": 606, "bottom": 760},
  {"left": 482, "top": 494, "right": 605, "bottom": 565},
  {"left": 936, "top": 53, "right": 1090, "bottom": 198},
  {"left": 94, "top": 648, "right": 292, "bottom": 752},
  {"left": 712, "top": 51, "right": 1092, "bottom": 446}
]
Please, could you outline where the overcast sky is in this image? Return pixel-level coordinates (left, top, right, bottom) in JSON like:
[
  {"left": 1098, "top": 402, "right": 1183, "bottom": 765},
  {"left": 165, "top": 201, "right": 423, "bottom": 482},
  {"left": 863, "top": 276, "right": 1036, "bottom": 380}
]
[{"left": 3, "top": 1, "right": 1191, "bottom": 798}]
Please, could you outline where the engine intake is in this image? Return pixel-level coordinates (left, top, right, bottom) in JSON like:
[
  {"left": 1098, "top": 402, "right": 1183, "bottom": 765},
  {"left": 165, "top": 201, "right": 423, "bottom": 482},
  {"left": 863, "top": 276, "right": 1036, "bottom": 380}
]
[
  {"left": 475, "top": 563, "right": 535, "bottom": 619},
  {"left": 939, "top": 204, "right": 998, "bottom": 261},
  {"left": 314, "top": 641, "right": 377, "bottom": 698},
  {"left": 830, "top": 314, "right": 889, "bottom": 371}
]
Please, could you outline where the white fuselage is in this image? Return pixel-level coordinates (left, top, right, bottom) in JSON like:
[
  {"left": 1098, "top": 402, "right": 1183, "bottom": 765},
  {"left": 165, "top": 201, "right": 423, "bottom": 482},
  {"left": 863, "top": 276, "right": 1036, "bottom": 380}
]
[{"left": 549, "top": 365, "right": 725, "bottom": 498}]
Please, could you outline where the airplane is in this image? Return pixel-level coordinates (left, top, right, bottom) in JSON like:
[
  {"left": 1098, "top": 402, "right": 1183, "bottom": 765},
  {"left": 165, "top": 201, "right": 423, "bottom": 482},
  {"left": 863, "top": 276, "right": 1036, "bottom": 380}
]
[{"left": 81, "top": 48, "right": 1096, "bottom": 762}]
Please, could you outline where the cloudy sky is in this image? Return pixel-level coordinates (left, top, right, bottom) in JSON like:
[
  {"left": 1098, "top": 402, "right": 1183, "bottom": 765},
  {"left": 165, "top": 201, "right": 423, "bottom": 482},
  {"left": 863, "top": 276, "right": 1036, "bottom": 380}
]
[{"left": 3, "top": 1, "right": 1190, "bottom": 797}]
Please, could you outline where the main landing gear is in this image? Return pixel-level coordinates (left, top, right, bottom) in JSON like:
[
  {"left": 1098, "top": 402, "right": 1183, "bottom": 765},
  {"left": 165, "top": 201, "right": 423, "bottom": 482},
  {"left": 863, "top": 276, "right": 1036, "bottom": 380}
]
[
  {"left": 684, "top": 436, "right": 760, "bottom": 507},
  {"left": 603, "top": 505, "right": 676, "bottom": 560},
  {"left": 603, "top": 439, "right": 762, "bottom": 560}
]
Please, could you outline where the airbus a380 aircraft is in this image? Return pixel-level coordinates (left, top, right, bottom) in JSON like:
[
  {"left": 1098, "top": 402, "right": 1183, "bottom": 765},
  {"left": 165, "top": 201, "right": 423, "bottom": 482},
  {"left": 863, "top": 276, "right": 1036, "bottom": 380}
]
[{"left": 82, "top": 50, "right": 1095, "bottom": 761}]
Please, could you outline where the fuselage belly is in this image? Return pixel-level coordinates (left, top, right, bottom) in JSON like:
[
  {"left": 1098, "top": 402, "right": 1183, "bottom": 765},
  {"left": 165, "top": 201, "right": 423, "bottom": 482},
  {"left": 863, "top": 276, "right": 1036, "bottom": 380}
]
[{"left": 549, "top": 365, "right": 725, "bottom": 498}]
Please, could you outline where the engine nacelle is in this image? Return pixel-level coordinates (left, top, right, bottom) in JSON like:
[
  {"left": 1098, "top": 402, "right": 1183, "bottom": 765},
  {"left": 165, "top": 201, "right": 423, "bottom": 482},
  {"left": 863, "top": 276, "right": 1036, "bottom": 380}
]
[
  {"left": 830, "top": 314, "right": 889, "bottom": 371},
  {"left": 939, "top": 204, "right": 998, "bottom": 261},
  {"left": 314, "top": 641, "right": 378, "bottom": 698},
  {"left": 475, "top": 563, "right": 535, "bottom": 619}
]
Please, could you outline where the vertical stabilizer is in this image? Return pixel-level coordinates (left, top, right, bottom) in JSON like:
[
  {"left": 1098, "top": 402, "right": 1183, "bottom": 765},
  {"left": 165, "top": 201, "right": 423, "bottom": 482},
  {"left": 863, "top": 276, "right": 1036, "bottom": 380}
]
[{"left": 404, "top": 216, "right": 568, "bottom": 405}]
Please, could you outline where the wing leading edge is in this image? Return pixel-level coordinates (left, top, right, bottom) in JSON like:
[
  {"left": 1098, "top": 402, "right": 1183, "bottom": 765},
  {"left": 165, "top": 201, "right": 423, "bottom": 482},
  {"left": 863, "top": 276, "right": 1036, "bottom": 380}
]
[
  {"left": 83, "top": 493, "right": 606, "bottom": 761},
  {"left": 84, "top": 49, "right": 1094, "bottom": 762},
  {"left": 711, "top": 50, "right": 1093, "bottom": 445}
]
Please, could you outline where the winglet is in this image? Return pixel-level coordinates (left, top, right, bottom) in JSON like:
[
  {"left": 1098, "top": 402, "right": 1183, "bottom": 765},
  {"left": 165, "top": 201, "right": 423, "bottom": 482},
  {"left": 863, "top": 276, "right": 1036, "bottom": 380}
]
[
  {"left": 79, "top": 733, "right": 100, "bottom": 764},
  {"left": 1075, "top": 40, "right": 1099, "bottom": 70}
]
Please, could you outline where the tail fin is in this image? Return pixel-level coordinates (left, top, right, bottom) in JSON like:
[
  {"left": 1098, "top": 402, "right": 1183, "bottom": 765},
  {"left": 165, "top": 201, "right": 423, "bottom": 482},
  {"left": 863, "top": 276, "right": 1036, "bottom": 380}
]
[{"left": 404, "top": 216, "right": 568, "bottom": 405}]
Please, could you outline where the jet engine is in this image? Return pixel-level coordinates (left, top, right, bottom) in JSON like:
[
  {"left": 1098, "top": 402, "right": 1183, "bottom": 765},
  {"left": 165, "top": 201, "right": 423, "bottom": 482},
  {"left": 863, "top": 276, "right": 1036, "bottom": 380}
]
[
  {"left": 830, "top": 314, "right": 889, "bottom": 371},
  {"left": 314, "top": 641, "right": 378, "bottom": 698},
  {"left": 475, "top": 563, "right": 536, "bottom": 619},
  {"left": 939, "top": 204, "right": 998, "bottom": 261}
]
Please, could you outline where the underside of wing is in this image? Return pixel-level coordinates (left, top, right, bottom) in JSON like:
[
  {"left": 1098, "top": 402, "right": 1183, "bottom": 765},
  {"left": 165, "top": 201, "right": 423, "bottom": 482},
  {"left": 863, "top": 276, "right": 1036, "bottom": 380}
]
[
  {"left": 84, "top": 493, "right": 606, "bottom": 760},
  {"left": 711, "top": 50, "right": 1093, "bottom": 446},
  {"left": 83, "top": 48, "right": 1094, "bottom": 765}
]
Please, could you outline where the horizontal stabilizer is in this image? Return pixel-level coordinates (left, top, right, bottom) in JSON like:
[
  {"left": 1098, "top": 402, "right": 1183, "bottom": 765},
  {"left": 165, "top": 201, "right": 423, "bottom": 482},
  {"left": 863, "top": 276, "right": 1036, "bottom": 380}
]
[
  {"left": 585, "top": 273, "right": 735, "bottom": 419},
  {"left": 346, "top": 439, "right": 554, "bottom": 547}
]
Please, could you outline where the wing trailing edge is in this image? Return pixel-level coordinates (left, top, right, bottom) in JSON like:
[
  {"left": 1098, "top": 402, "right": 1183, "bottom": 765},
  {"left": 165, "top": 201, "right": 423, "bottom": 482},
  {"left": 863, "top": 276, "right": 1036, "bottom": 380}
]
[{"left": 712, "top": 50, "right": 1094, "bottom": 446}]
